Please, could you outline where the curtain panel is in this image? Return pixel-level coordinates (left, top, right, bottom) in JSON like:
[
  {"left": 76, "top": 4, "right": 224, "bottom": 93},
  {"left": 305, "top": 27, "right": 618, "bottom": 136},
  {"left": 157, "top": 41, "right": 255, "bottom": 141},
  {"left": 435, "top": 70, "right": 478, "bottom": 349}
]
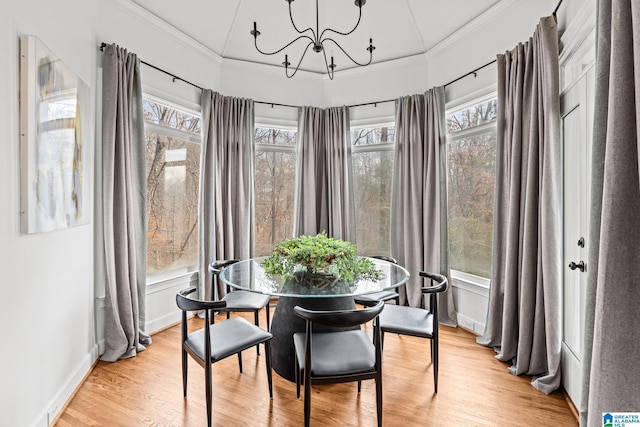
[
  {"left": 581, "top": 1, "right": 640, "bottom": 425},
  {"left": 199, "top": 90, "right": 255, "bottom": 300},
  {"left": 391, "top": 88, "right": 457, "bottom": 326},
  {"left": 293, "top": 106, "right": 356, "bottom": 242},
  {"left": 101, "top": 44, "right": 151, "bottom": 362},
  {"left": 476, "top": 15, "right": 562, "bottom": 394}
]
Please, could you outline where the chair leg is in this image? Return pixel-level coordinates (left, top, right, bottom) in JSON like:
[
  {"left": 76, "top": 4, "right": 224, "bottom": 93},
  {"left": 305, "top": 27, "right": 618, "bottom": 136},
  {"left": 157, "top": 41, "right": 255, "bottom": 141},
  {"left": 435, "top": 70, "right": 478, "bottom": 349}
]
[
  {"left": 181, "top": 348, "right": 188, "bottom": 397},
  {"left": 254, "top": 311, "right": 261, "bottom": 355},
  {"left": 430, "top": 340, "right": 434, "bottom": 363},
  {"left": 264, "top": 341, "right": 273, "bottom": 399},
  {"left": 304, "top": 370, "right": 311, "bottom": 427},
  {"left": 376, "top": 376, "right": 383, "bottom": 427},
  {"left": 237, "top": 352, "right": 243, "bottom": 373},
  {"left": 433, "top": 338, "right": 439, "bottom": 393},
  {"left": 205, "top": 362, "right": 212, "bottom": 427},
  {"left": 266, "top": 304, "right": 271, "bottom": 331},
  {"left": 295, "top": 358, "right": 301, "bottom": 399},
  {"left": 357, "top": 380, "right": 362, "bottom": 393}
]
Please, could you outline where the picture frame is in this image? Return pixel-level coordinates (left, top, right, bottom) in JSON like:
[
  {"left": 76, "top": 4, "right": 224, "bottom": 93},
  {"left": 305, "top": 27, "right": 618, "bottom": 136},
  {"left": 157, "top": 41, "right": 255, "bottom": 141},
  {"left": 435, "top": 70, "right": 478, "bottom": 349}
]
[{"left": 19, "top": 35, "right": 90, "bottom": 234}]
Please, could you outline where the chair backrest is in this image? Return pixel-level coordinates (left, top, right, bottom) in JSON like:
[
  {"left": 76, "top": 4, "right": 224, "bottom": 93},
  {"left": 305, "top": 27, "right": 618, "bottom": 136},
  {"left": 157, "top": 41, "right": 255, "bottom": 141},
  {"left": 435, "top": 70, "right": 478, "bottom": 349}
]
[
  {"left": 419, "top": 272, "right": 448, "bottom": 323},
  {"left": 293, "top": 300, "right": 385, "bottom": 328},
  {"left": 176, "top": 287, "right": 227, "bottom": 331},
  {"left": 208, "top": 259, "right": 240, "bottom": 298},
  {"left": 176, "top": 287, "right": 227, "bottom": 312}
]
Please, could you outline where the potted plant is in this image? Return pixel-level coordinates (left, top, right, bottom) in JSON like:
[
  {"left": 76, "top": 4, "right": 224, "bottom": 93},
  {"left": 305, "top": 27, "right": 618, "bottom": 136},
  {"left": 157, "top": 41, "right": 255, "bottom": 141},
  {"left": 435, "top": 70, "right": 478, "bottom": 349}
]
[{"left": 261, "top": 233, "right": 381, "bottom": 294}]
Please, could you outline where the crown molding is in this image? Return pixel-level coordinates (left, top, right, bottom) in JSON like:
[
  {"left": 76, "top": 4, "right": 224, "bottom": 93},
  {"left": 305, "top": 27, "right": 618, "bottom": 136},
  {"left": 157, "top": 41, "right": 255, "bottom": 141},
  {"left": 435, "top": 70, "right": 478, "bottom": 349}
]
[
  {"left": 558, "top": 0, "right": 596, "bottom": 66},
  {"left": 105, "top": 0, "right": 223, "bottom": 65},
  {"left": 423, "top": 0, "right": 523, "bottom": 59}
]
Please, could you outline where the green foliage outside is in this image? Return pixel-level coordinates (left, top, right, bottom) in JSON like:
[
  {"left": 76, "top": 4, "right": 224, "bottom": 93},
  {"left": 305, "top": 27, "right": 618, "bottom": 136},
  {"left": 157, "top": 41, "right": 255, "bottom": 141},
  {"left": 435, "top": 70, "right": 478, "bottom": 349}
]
[{"left": 261, "top": 233, "right": 381, "bottom": 284}]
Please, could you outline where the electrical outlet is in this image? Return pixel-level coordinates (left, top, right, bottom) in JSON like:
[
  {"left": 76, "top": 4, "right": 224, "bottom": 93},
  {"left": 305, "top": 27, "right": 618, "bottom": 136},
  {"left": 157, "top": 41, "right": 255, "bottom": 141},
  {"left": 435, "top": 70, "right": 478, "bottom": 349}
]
[{"left": 47, "top": 399, "right": 62, "bottom": 426}]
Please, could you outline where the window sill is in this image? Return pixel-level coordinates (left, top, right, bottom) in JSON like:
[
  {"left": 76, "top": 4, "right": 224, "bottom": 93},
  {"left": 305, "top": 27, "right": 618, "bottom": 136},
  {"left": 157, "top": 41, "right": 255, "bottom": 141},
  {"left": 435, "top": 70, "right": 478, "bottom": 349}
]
[
  {"left": 147, "top": 268, "right": 199, "bottom": 294},
  {"left": 450, "top": 269, "right": 490, "bottom": 297}
]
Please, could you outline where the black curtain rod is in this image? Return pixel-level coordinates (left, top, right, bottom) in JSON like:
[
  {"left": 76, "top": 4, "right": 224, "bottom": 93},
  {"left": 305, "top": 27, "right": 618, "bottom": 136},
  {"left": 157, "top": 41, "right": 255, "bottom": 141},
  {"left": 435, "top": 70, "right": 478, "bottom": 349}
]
[
  {"left": 100, "top": 43, "right": 204, "bottom": 91},
  {"left": 99, "top": 0, "right": 565, "bottom": 111}
]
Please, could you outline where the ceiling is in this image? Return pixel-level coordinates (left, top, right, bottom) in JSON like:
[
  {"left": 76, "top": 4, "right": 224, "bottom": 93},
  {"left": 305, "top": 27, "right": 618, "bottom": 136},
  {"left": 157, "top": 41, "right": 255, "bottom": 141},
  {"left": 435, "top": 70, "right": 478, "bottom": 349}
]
[{"left": 130, "top": 0, "right": 502, "bottom": 76}]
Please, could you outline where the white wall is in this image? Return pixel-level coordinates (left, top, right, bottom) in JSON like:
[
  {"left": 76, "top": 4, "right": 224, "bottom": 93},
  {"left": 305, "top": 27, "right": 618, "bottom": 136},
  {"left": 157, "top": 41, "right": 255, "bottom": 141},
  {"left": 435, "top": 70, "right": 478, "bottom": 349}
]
[
  {"left": 0, "top": 0, "right": 590, "bottom": 425},
  {"left": 1, "top": 2, "right": 98, "bottom": 426}
]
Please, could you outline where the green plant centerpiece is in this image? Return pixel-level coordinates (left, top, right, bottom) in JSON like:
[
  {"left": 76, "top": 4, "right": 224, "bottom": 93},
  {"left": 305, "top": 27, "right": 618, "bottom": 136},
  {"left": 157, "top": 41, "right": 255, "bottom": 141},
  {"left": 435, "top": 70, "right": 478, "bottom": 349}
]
[{"left": 261, "top": 233, "right": 381, "bottom": 295}]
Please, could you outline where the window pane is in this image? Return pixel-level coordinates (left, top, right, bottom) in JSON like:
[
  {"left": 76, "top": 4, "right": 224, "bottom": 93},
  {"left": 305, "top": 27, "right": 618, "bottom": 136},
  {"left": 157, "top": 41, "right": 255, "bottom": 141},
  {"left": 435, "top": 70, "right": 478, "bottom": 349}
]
[
  {"left": 144, "top": 98, "right": 200, "bottom": 276},
  {"left": 254, "top": 128, "right": 297, "bottom": 256},
  {"left": 351, "top": 126, "right": 394, "bottom": 256},
  {"left": 446, "top": 99, "right": 497, "bottom": 134},
  {"left": 143, "top": 99, "right": 201, "bottom": 134},
  {"left": 351, "top": 126, "right": 395, "bottom": 146},
  {"left": 447, "top": 131, "right": 496, "bottom": 278}
]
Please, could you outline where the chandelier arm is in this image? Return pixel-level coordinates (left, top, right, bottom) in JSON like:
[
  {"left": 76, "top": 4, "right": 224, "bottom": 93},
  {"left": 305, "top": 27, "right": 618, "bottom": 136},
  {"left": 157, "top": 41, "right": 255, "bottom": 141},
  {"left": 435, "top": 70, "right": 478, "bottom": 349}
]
[
  {"left": 285, "top": 41, "right": 315, "bottom": 78},
  {"left": 319, "top": 4, "right": 362, "bottom": 40},
  {"left": 254, "top": 34, "right": 315, "bottom": 56},
  {"left": 322, "top": 37, "right": 373, "bottom": 67},
  {"left": 288, "top": 0, "right": 317, "bottom": 40},
  {"left": 321, "top": 49, "right": 335, "bottom": 80}
]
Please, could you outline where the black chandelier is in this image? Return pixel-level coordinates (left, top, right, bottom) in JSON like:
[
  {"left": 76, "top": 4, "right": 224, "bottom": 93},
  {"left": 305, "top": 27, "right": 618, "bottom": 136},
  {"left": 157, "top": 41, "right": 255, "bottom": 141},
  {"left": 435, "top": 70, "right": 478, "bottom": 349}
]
[{"left": 250, "top": 0, "right": 375, "bottom": 80}]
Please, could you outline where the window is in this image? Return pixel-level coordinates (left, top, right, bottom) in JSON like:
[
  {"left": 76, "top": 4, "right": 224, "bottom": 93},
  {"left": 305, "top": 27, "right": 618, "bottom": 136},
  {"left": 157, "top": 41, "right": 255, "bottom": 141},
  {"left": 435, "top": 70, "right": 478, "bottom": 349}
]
[
  {"left": 143, "top": 95, "right": 201, "bottom": 277},
  {"left": 254, "top": 127, "right": 297, "bottom": 256},
  {"left": 351, "top": 125, "right": 395, "bottom": 256},
  {"left": 446, "top": 97, "right": 497, "bottom": 278}
]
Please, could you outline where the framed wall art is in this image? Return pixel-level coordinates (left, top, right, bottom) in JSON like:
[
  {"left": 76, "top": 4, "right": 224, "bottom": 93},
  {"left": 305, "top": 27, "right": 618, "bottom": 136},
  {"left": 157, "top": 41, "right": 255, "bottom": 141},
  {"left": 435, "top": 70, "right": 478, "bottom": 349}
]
[{"left": 19, "top": 35, "right": 90, "bottom": 234}]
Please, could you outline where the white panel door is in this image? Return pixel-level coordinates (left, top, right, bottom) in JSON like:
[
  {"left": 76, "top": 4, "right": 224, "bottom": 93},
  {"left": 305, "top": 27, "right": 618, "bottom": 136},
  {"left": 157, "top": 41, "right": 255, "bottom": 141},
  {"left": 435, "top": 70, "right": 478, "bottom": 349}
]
[{"left": 560, "top": 66, "right": 594, "bottom": 407}]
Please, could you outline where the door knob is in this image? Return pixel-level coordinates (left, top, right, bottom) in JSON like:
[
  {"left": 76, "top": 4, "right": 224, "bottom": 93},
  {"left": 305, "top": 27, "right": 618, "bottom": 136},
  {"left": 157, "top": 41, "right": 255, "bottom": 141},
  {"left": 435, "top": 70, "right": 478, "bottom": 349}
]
[{"left": 569, "top": 261, "right": 585, "bottom": 272}]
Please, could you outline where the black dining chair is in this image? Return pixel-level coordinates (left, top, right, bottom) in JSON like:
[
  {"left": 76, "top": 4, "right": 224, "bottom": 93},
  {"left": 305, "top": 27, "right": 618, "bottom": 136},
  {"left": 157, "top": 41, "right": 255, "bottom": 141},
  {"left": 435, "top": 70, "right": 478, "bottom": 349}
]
[
  {"left": 176, "top": 287, "right": 273, "bottom": 427},
  {"left": 293, "top": 300, "right": 385, "bottom": 427},
  {"left": 208, "top": 260, "right": 272, "bottom": 354},
  {"left": 378, "top": 271, "right": 448, "bottom": 392},
  {"left": 353, "top": 255, "right": 401, "bottom": 306}
]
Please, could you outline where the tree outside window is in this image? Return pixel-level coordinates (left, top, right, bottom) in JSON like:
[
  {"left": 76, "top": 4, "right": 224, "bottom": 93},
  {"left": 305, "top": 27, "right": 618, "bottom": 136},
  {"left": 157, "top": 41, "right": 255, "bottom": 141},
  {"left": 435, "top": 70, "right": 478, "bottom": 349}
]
[
  {"left": 351, "top": 126, "right": 395, "bottom": 256},
  {"left": 143, "top": 96, "right": 201, "bottom": 277},
  {"left": 446, "top": 98, "right": 497, "bottom": 278},
  {"left": 254, "top": 127, "right": 297, "bottom": 256}
]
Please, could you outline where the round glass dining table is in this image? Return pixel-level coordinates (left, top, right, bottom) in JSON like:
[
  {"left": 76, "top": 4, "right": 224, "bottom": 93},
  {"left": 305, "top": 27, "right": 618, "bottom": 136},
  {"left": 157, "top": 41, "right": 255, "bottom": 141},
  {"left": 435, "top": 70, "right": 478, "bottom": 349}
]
[{"left": 220, "top": 257, "right": 409, "bottom": 381}]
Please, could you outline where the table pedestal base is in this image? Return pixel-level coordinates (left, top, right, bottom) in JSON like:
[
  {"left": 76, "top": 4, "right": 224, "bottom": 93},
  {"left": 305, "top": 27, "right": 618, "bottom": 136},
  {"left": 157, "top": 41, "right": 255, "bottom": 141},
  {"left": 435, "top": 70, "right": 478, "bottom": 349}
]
[{"left": 269, "top": 296, "right": 356, "bottom": 382}]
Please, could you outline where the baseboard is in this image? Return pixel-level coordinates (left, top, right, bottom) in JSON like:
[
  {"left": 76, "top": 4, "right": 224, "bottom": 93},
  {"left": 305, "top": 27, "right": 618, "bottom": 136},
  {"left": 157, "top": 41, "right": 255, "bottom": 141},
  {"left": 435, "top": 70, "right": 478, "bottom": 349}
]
[
  {"left": 146, "top": 310, "right": 183, "bottom": 335},
  {"left": 30, "top": 343, "right": 100, "bottom": 427},
  {"left": 563, "top": 389, "right": 580, "bottom": 422}
]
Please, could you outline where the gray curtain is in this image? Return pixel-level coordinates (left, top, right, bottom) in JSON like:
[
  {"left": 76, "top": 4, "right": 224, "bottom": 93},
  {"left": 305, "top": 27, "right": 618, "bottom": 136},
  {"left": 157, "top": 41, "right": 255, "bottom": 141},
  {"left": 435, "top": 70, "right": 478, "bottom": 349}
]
[
  {"left": 476, "top": 16, "right": 562, "bottom": 394},
  {"left": 581, "top": 1, "right": 640, "bottom": 425},
  {"left": 101, "top": 44, "right": 151, "bottom": 362},
  {"left": 293, "top": 106, "right": 356, "bottom": 242},
  {"left": 199, "top": 90, "right": 255, "bottom": 300},
  {"left": 391, "top": 87, "right": 457, "bottom": 326}
]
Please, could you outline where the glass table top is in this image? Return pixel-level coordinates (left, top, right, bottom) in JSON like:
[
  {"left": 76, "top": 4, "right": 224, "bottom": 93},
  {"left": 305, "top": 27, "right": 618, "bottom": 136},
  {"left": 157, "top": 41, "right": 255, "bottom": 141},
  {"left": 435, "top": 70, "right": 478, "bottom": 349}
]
[{"left": 219, "top": 257, "right": 410, "bottom": 298}]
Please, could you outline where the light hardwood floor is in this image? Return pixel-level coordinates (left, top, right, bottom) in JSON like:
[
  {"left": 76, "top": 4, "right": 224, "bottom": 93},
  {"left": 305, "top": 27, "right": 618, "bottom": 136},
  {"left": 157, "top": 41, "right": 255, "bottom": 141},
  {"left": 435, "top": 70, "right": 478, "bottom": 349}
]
[{"left": 56, "top": 309, "right": 578, "bottom": 426}]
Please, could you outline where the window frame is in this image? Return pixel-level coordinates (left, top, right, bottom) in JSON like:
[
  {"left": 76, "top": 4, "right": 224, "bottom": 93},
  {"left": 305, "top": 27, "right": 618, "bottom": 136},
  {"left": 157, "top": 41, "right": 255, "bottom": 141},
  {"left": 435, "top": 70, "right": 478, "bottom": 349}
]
[
  {"left": 445, "top": 92, "right": 497, "bottom": 282},
  {"left": 350, "top": 122, "right": 396, "bottom": 257},
  {"left": 142, "top": 92, "right": 202, "bottom": 285},
  {"left": 253, "top": 124, "right": 298, "bottom": 257}
]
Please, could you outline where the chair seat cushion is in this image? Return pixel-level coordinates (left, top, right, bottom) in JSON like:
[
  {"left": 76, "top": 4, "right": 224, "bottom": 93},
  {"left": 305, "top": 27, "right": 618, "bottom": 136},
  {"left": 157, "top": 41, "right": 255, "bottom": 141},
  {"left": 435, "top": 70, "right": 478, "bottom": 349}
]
[
  {"left": 293, "top": 330, "right": 375, "bottom": 376},
  {"left": 379, "top": 304, "right": 434, "bottom": 337},
  {"left": 220, "top": 290, "right": 270, "bottom": 310},
  {"left": 185, "top": 317, "right": 272, "bottom": 363},
  {"left": 354, "top": 290, "right": 399, "bottom": 303}
]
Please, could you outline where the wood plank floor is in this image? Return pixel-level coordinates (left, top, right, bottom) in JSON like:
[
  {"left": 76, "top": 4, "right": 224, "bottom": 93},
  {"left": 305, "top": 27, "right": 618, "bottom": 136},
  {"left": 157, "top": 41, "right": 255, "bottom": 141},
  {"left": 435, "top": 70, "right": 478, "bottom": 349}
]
[{"left": 56, "top": 309, "right": 578, "bottom": 427}]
